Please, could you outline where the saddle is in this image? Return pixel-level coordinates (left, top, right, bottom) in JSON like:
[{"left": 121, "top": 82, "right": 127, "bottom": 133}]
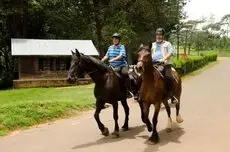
[
  {"left": 153, "top": 63, "right": 177, "bottom": 81},
  {"left": 111, "top": 66, "right": 141, "bottom": 99},
  {"left": 111, "top": 66, "right": 137, "bottom": 81},
  {"left": 111, "top": 67, "right": 123, "bottom": 79},
  {"left": 153, "top": 63, "right": 165, "bottom": 78}
]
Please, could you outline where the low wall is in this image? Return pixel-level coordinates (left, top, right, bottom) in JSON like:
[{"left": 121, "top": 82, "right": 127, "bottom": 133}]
[{"left": 13, "top": 78, "right": 93, "bottom": 89}]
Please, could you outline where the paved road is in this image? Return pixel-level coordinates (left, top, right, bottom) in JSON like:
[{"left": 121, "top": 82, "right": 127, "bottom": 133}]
[{"left": 1, "top": 58, "right": 230, "bottom": 152}]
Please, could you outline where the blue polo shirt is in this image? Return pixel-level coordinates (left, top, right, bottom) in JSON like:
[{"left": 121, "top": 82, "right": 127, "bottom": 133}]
[
  {"left": 106, "top": 44, "right": 128, "bottom": 67},
  {"left": 152, "top": 41, "right": 174, "bottom": 62}
]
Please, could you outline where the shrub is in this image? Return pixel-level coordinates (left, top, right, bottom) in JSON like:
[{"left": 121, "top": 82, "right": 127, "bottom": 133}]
[
  {"left": 173, "top": 53, "right": 217, "bottom": 76},
  {"left": 0, "top": 71, "right": 13, "bottom": 89}
]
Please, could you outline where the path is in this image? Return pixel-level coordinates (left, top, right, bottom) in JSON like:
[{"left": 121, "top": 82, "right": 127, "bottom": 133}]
[{"left": 0, "top": 58, "right": 230, "bottom": 152}]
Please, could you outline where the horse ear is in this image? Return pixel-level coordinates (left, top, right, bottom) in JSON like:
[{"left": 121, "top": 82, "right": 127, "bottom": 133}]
[
  {"left": 148, "top": 41, "right": 152, "bottom": 50},
  {"left": 75, "top": 48, "right": 81, "bottom": 57},
  {"left": 139, "top": 43, "right": 144, "bottom": 48},
  {"left": 71, "top": 50, "right": 75, "bottom": 56}
]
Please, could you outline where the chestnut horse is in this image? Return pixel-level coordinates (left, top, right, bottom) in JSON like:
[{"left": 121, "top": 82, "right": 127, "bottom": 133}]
[{"left": 135, "top": 43, "right": 183, "bottom": 144}]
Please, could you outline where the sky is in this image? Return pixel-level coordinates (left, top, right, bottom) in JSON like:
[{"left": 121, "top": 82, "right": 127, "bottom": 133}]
[{"left": 184, "top": 0, "right": 230, "bottom": 22}]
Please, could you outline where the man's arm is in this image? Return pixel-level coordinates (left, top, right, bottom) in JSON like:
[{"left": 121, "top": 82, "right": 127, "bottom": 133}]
[
  {"left": 162, "top": 42, "right": 174, "bottom": 61},
  {"left": 109, "top": 55, "right": 123, "bottom": 63},
  {"left": 101, "top": 55, "right": 109, "bottom": 63},
  {"left": 101, "top": 48, "right": 110, "bottom": 63}
]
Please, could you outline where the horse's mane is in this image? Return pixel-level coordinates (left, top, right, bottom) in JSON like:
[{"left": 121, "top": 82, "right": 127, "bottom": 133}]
[{"left": 81, "top": 55, "right": 109, "bottom": 71}]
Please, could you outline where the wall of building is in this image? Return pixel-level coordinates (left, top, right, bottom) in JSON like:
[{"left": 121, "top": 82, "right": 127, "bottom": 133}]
[
  {"left": 13, "top": 78, "right": 93, "bottom": 89},
  {"left": 17, "top": 56, "right": 72, "bottom": 80}
]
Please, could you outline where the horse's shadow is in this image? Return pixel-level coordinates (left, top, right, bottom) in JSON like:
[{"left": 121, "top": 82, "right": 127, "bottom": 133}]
[
  {"left": 72, "top": 125, "right": 146, "bottom": 149},
  {"left": 72, "top": 122, "right": 185, "bottom": 151},
  {"left": 139, "top": 122, "right": 185, "bottom": 152}
]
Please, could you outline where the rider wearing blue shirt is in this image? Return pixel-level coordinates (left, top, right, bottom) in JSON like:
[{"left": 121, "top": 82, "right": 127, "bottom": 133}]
[
  {"left": 101, "top": 33, "right": 135, "bottom": 98},
  {"left": 101, "top": 33, "right": 128, "bottom": 77}
]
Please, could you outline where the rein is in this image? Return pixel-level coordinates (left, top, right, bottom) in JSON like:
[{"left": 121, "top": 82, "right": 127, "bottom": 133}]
[{"left": 86, "top": 69, "right": 98, "bottom": 75}]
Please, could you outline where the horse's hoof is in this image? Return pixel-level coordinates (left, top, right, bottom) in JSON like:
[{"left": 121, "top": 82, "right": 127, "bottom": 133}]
[
  {"left": 165, "top": 128, "right": 172, "bottom": 133},
  {"left": 148, "top": 137, "right": 159, "bottom": 145},
  {"left": 122, "top": 126, "right": 129, "bottom": 131},
  {"left": 147, "top": 126, "right": 153, "bottom": 132},
  {"left": 176, "top": 115, "right": 184, "bottom": 123},
  {"left": 112, "top": 131, "right": 119, "bottom": 138},
  {"left": 102, "top": 127, "right": 109, "bottom": 136}
]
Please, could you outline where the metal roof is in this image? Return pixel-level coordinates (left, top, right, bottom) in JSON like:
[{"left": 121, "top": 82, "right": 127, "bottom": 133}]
[{"left": 11, "top": 39, "right": 99, "bottom": 56}]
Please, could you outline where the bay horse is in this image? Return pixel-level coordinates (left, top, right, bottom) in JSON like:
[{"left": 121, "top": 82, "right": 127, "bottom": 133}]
[
  {"left": 135, "top": 43, "right": 183, "bottom": 144},
  {"left": 67, "top": 49, "right": 139, "bottom": 137}
]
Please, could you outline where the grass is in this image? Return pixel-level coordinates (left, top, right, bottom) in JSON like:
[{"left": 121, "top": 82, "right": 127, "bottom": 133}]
[
  {"left": 0, "top": 84, "right": 95, "bottom": 136},
  {"left": 217, "top": 51, "right": 230, "bottom": 57}
]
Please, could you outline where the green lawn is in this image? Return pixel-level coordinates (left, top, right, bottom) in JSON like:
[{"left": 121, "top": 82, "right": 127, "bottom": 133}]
[
  {"left": 217, "top": 51, "right": 230, "bottom": 57},
  {"left": 0, "top": 84, "right": 95, "bottom": 136}
]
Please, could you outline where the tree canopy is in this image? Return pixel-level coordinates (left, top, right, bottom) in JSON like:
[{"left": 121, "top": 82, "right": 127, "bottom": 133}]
[{"left": 0, "top": 0, "right": 187, "bottom": 88}]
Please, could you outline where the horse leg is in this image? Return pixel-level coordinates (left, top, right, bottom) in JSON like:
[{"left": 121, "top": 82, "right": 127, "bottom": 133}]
[
  {"left": 175, "top": 98, "right": 184, "bottom": 123},
  {"left": 94, "top": 100, "right": 109, "bottom": 136},
  {"left": 138, "top": 100, "right": 145, "bottom": 124},
  {"left": 112, "top": 102, "right": 119, "bottom": 137},
  {"left": 163, "top": 100, "right": 173, "bottom": 132},
  {"left": 149, "top": 102, "right": 161, "bottom": 144},
  {"left": 121, "top": 99, "right": 129, "bottom": 131},
  {"left": 143, "top": 102, "right": 153, "bottom": 132}
]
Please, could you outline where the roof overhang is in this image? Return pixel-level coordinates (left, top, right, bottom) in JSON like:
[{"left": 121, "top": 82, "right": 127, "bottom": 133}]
[{"left": 11, "top": 39, "right": 99, "bottom": 56}]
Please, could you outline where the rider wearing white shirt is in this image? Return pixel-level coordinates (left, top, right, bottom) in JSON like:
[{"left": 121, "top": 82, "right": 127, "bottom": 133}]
[{"left": 151, "top": 28, "right": 174, "bottom": 93}]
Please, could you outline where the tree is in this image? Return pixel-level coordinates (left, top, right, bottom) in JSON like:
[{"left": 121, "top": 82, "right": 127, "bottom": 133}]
[
  {"left": 0, "top": 0, "right": 188, "bottom": 88},
  {"left": 221, "top": 14, "right": 230, "bottom": 37}
]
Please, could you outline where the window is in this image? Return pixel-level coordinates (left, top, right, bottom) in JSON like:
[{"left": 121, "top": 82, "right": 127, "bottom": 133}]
[
  {"left": 38, "top": 58, "right": 44, "bottom": 71},
  {"left": 50, "top": 58, "right": 54, "bottom": 71},
  {"left": 56, "top": 57, "right": 60, "bottom": 71}
]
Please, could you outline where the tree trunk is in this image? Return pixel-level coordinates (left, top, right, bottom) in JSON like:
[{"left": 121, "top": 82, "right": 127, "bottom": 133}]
[
  {"left": 177, "top": 31, "right": 180, "bottom": 59},
  {"left": 188, "top": 44, "right": 191, "bottom": 55},
  {"left": 92, "top": 0, "right": 104, "bottom": 57},
  {"left": 95, "top": 22, "right": 103, "bottom": 57}
]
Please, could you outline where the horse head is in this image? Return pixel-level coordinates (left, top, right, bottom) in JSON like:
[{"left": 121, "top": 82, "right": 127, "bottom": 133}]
[
  {"left": 135, "top": 42, "right": 153, "bottom": 75},
  {"left": 66, "top": 49, "right": 84, "bottom": 83}
]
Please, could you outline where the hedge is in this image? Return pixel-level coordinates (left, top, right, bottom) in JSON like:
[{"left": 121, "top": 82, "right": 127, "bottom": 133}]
[{"left": 173, "top": 53, "right": 217, "bottom": 76}]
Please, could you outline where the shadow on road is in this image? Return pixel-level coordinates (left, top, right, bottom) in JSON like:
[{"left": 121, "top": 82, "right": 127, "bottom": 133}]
[
  {"left": 140, "top": 122, "right": 185, "bottom": 152},
  {"left": 72, "top": 125, "right": 146, "bottom": 149}
]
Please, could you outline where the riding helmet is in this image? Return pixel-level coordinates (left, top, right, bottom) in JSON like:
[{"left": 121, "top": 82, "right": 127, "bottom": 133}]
[
  {"left": 155, "top": 28, "right": 165, "bottom": 36},
  {"left": 112, "top": 33, "right": 121, "bottom": 39}
]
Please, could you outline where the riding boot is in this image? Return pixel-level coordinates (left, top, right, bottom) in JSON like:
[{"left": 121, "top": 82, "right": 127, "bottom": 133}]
[
  {"left": 164, "top": 64, "right": 173, "bottom": 95},
  {"left": 165, "top": 79, "right": 173, "bottom": 95},
  {"left": 125, "top": 77, "right": 133, "bottom": 98}
]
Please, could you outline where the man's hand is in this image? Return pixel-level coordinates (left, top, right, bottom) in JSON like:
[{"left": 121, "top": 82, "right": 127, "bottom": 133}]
[{"left": 158, "top": 58, "right": 165, "bottom": 63}]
